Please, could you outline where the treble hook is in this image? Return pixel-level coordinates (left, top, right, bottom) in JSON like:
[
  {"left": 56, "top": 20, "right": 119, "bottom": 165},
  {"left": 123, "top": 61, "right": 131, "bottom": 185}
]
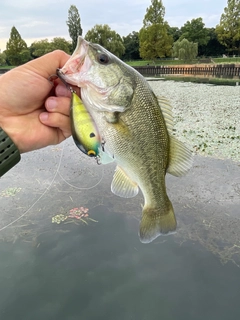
[
  {"left": 48, "top": 74, "right": 58, "bottom": 86},
  {"left": 56, "top": 68, "right": 76, "bottom": 93},
  {"left": 48, "top": 71, "right": 76, "bottom": 94}
]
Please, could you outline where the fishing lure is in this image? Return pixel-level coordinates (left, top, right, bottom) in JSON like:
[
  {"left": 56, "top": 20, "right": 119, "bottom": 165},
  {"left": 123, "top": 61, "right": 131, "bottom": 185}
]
[{"left": 70, "top": 92, "right": 101, "bottom": 157}]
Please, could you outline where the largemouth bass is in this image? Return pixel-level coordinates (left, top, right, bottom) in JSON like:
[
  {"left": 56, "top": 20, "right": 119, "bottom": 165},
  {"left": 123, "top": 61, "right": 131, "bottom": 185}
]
[{"left": 57, "top": 37, "right": 193, "bottom": 243}]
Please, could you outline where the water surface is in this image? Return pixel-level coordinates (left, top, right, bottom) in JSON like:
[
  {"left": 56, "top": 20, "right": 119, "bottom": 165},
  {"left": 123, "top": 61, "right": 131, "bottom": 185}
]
[{"left": 0, "top": 139, "right": 240, "bottom": 320}]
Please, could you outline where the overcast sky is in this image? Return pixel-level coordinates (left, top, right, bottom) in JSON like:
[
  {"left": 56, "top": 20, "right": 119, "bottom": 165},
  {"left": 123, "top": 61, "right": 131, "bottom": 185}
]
[{"left": 0, "top": 0, "right": 228, "bottom": 52}]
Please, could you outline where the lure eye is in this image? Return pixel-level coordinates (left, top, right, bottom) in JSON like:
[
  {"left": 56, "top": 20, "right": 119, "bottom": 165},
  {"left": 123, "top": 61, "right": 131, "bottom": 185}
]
[
  {"left": 97, "top": 53, "right": 109, "bottom": 64},
  {"left": 87, "top": 150, "right": 96, "bottom": 157}
]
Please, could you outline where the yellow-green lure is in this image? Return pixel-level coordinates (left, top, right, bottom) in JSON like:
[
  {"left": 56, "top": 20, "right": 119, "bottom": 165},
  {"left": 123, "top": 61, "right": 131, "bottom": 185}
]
[{"left": 70, "top": 92, "right": 101, "bottom": 157}]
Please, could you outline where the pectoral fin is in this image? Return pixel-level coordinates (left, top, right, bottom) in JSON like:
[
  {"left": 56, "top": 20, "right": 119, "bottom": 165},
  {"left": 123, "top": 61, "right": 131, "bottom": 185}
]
[{"left": 111, "top": 166, "right": 139, "bottom": 198}]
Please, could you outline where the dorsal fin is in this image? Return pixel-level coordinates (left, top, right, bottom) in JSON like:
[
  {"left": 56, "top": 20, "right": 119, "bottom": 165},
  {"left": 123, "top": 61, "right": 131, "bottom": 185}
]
[
  {"left": 157, "top": 96, "right": 193, "bottom": 177},
  {"left": 157, "top": 96, "right": 174, "bottom": 133},
  {"left": 167, "top": 135, "right": 193, "bottom": 177}
]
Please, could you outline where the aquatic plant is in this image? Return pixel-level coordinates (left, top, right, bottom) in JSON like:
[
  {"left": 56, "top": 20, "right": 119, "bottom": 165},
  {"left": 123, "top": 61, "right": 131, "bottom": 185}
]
[
  {"left": 0, "top": 187, "right": 21, "bottom": 197},
  {"left": 51, "top": 214, "right": 68, "bottom": 224},
  {"left": 52, "top": 207, "right": 98, "bottom": 225}
]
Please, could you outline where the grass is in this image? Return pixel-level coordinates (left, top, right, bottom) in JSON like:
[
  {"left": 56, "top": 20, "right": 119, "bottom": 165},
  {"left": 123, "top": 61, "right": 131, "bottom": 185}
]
[
  {"left": 0, "top": 65, "right": 15, "bottom": 69},
  {"left": 212, "top": 57, "right": 240, "bottom": 64}
]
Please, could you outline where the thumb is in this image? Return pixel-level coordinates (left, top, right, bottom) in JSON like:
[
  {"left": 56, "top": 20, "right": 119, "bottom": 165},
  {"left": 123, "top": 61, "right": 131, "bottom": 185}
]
[{"left": 28, "top": 50, "right": 70, "bottom": 79}]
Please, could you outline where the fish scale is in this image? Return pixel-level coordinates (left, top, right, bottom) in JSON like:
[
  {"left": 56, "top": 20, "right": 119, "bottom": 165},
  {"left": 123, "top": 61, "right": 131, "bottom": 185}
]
[{"left": 57, "top": 36, "right": 193, "bottom": 243}]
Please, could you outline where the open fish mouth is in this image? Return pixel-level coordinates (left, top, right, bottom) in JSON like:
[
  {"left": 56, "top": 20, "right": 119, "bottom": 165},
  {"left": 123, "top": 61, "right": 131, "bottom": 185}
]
[
  {"left": 56, "top": 55, "right": 85, "bottom": 78},
  {"left": 56, "top": 36, "right": 123, "bottom": 100},
  {"left": 56, "top": 37, "right": 91, "bottom": 89}
]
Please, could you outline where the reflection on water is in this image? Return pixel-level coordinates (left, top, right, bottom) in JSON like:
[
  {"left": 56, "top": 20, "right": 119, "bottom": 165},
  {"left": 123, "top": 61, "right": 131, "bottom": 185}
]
[
  {"left": 0, "top": 139, "right": 240, "bottom": 319},
  {"left": 1, "top": 207, "right": 240, "bottom": 320}
]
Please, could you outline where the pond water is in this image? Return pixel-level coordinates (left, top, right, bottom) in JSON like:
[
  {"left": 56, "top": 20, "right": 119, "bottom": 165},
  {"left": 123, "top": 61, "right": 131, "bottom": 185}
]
[{"left": 0, "top": 138, "right": 240, "bottom": 320}]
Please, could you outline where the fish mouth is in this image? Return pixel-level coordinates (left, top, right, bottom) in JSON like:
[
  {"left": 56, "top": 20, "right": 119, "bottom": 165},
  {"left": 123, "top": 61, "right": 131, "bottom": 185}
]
[
  {"left": 56, "top": 68, "right": 83, "bottom": 98},
  {"left": 56, "top": 36, "right": 123, "bottom": 112},
  {"left": 56, "top": 36, "right": 90, "bottom": 89}
]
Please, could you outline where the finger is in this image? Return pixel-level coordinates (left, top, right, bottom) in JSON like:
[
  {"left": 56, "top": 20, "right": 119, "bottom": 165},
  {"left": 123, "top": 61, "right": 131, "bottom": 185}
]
[
  {"left": 39, "top": 112, "right": 71, "bottom": 139},
  {"left": 55, "top": 83, "right": 81, "bottom": 97},
  {"left": 45, "top": 96, "right": 71, "bottom": 116},
  {"left": 55, "top": 83, "right": 72, "bottom": 98}
]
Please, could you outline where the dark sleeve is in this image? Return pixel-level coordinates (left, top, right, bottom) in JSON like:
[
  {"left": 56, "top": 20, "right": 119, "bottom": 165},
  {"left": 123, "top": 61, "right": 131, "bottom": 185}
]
[{"left": 0, "top": 128, "right": 21, "bottom": 177}]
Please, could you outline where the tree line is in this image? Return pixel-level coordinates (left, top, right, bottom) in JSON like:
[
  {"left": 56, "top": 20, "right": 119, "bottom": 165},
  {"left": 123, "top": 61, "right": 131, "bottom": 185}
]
[{"left": 1, "top": 0, "right": 239, "bottom": 66}]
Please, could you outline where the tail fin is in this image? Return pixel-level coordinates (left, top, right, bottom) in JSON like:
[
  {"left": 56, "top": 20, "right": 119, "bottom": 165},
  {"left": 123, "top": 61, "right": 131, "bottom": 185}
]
[{"left": 139, "top": 201, "right": 177, "bottom": 244}]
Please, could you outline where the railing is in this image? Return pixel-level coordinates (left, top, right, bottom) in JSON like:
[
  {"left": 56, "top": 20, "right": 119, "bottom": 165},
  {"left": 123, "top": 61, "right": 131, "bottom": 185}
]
[
  {"left": 1, "top": 64, "right": 240, "bottom": 78},
  {"left": 134, "top": 64, "right": 240, "bottom": 78}
]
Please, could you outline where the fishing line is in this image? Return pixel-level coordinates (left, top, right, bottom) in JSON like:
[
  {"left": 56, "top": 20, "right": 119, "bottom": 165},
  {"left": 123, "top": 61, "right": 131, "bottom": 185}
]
[
  {"left": 0, "top": 143, "right": 65, "bottom": 232},
  {"left": 57, "top": 166, "right": 104, "bottom": 190},
  {"left": 0, "top": 140, "right": 104, "bottom": 232}
]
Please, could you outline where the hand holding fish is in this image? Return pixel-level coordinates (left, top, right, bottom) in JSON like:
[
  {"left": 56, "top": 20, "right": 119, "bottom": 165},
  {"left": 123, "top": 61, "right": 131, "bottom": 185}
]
[{"left": 0, "top": 50, "right": 72, "bottom": 153}]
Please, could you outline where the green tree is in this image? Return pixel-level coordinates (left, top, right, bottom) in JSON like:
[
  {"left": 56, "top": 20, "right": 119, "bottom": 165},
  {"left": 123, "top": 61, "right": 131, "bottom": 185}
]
[
  {"left": 203, "top": 28, "right": 226, "bottom": 56},
  {"left": 173, "top": 38, "right": 198, "bottom": 62},
  {"left": 122, "top": 32, "right": 140, "bottom": 60},
  {"left": 143, "top": 0, "right": 165, "bottom": 25},
  {"left": 85, "top": 24, "right": 125, "bottom": 58},
  {"left": 139, "top": 0, "right": 173, "bottom": 61},
  {"left": 19, "top": 49, "right": 32, "bottom": 64},
  {"left": 49, "top": 37, "right": 71, "bottom": 53},
  {"left": 179, "top": 18, "right": 210, "bottom": 55},
  {"left": 66, "top": 5, "right": 83, "bottom": 52},
  {"left": 216, "top": 0, "right": 240, "bottom": 55},
  {"left": 30, "top": 39, "right": 52, "bottom": 58},
  {"left": 5, "top": 26, "right": 30, "bottom": 65},
  {"left": 30, "top": 38, "right": 71, "bottom": 58},
  {"left": 0, "top": 52, "right": 7, "bottom": 65},
  {"left": 168, "top": 26, "right": 181, "bottom": 42}
]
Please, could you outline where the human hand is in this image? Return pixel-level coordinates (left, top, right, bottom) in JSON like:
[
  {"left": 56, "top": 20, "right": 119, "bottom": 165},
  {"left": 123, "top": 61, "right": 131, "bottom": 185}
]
[{"left": 0, "top": 50, "right": 75, "bottom": 153}]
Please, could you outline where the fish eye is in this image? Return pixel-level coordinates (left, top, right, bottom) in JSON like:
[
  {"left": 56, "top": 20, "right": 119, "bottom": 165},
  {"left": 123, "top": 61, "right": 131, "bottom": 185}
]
[{"left": 97, "top": 53, "right": 109, "bottom": 64}]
